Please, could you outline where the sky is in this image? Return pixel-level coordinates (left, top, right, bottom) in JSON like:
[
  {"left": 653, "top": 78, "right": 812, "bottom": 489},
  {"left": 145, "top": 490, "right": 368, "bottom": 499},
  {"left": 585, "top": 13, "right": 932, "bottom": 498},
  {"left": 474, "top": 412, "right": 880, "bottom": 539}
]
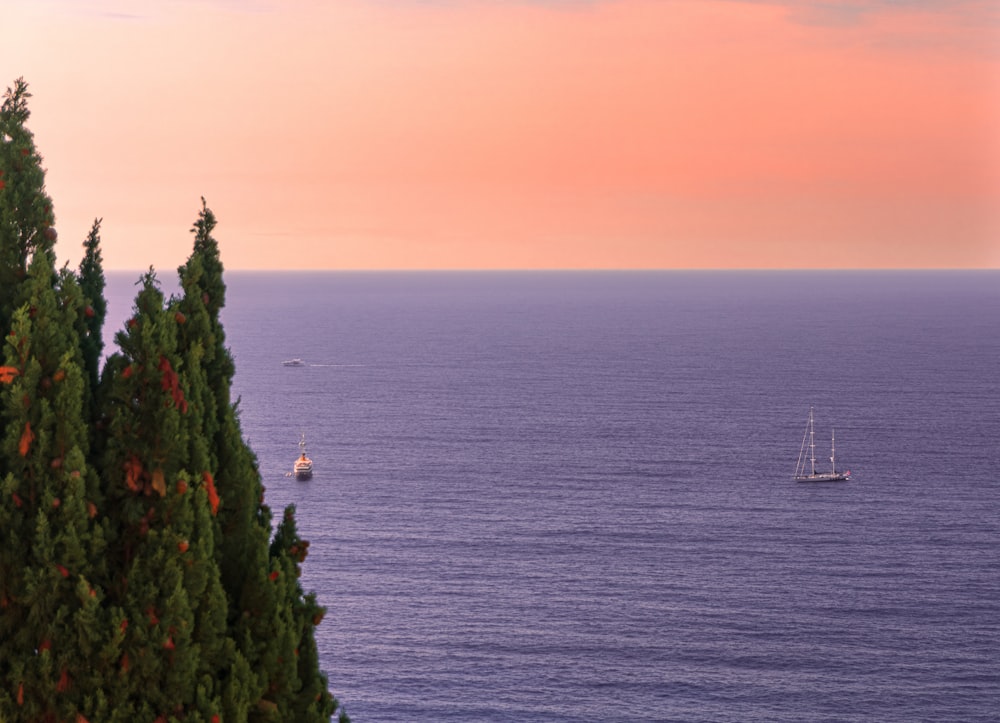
[{"left": 3, "top": 0, "right": 998, "bottom": 270}]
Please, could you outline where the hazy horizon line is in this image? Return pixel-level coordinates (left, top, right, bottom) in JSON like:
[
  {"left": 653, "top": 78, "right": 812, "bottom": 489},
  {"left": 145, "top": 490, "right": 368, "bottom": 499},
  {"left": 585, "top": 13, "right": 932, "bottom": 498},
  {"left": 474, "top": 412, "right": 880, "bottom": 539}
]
[{"left": 102, "top": 267, "right": 1000, "bottom": 274}]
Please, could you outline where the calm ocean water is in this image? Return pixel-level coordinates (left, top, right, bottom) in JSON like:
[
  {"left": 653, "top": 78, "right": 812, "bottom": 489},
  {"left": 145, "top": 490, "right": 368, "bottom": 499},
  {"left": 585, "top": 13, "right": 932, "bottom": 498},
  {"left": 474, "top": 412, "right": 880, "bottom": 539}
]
[{"left": 103, "top": 271, "right": 1000, "bottom": 722}]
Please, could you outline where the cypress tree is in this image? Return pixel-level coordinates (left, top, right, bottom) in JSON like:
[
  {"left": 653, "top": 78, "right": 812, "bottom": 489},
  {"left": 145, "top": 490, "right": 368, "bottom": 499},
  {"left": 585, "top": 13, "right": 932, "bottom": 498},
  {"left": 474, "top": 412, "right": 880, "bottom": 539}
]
[
  {"left": 175, "top": 201, "right": 343, "bottom": 721},
  {"left": 270, "top": 506, "right": 339, "bottom": 720},
  {"left": 1, "top": 78, "right": 100, "bottom": 721},
  {"left": 0, "top": 79, "right": 347, "bottom": 722},
  {"left": 96, "top": 273, "right": 228, "bottom": 720},
  {"left": 0, "top": 78, "right": 56, "bottom": 338},
  {"left": 77, "top": 218, "right": 107, "bottom": 421},
  {"left": 0, "top": 250, "right": 108, "bottom": 722}
]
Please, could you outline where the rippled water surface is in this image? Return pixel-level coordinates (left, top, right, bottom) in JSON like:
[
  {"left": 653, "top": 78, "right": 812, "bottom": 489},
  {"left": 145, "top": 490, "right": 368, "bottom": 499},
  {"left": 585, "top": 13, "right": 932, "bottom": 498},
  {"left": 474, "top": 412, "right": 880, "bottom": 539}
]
[{"left": 105, "top": 271, "right": 1000, "bottom": 721}]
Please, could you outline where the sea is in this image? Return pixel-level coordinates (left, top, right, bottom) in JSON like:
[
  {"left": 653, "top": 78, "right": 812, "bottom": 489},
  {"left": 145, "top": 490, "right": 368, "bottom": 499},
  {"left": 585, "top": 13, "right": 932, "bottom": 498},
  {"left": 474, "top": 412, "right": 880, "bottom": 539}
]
[{"left": 102, "top": 270, "right": 1000, "bottom": 722}]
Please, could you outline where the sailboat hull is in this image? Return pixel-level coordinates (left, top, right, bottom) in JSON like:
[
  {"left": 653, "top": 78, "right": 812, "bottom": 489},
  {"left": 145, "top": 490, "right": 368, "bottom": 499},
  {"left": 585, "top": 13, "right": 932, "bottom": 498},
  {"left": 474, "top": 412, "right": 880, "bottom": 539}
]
[{"left": 795, "top": 472, "right": 850, "bottom": 482}]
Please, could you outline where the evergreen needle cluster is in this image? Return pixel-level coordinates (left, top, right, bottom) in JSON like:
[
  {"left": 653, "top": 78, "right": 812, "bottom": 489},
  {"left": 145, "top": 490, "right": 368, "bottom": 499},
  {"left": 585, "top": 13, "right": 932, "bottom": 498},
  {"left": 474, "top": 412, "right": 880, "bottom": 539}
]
[{"left": 0, "top": 79, "right": 348, "bottom": 722}]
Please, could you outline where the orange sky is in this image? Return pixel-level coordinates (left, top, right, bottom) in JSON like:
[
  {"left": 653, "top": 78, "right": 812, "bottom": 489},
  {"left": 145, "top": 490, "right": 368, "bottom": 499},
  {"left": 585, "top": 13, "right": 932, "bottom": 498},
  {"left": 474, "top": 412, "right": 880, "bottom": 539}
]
[{"left": 3, "top": 0, "right": 999, "bottom": 269}]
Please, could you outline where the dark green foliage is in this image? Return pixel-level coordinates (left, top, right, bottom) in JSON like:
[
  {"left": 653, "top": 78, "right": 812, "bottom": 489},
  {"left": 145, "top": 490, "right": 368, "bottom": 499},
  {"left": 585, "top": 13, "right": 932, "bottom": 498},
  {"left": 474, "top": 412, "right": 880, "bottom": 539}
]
[
  {"left": 0, "top": 79, "right": 347, "bottom": 722},
  {"left": 0, "top": 248, "right": 108, "bottom": 721},
  {"left": 0, "top": 78, "right": 56, "bottom": 338},
  {"left": 96, "top": 272, "right": 230, "bottom": 718},
  {"left": 77, "top": 218, "right": 106, "bottom": 418}
]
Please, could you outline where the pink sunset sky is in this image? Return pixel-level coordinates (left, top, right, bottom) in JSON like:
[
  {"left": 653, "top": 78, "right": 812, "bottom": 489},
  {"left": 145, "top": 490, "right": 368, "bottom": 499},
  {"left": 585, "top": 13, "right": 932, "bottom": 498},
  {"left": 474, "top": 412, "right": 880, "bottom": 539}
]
[{"left": 3, "top": 0, "right": 999, "bottom": 270}]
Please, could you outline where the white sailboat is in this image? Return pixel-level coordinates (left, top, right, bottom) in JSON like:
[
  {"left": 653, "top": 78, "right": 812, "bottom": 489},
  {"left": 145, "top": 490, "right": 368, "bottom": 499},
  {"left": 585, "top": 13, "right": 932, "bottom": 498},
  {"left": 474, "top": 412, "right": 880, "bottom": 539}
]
[
  {"left": 794, "top": 407, "right": 850, "bottom": 482},
  {"left": 293, "top": 432, "right": 313, "bottom": 480}
]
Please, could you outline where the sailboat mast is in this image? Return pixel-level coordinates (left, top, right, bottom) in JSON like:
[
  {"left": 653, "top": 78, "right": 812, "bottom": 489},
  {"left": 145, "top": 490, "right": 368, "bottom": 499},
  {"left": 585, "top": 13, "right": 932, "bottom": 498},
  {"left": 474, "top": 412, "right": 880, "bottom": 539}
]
[
  {"left": 830, "top": 428, "right": 836, "bottom": 473},
  {"left": 808, "top": 407, "right": 816, "bottom": 476}
]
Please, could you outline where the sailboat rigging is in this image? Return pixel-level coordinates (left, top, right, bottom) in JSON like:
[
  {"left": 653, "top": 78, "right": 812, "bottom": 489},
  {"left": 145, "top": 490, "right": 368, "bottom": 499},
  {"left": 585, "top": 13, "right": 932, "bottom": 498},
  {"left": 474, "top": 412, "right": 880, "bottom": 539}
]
[{"left": 794, "top": 407, "right": 850, "bottom": 482}]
